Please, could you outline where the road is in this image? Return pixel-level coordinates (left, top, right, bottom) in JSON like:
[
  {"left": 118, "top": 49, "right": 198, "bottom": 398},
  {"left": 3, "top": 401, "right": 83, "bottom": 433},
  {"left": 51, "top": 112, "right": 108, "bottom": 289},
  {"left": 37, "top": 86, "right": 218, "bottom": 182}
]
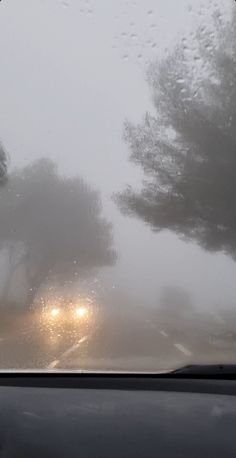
[{"left": 0, "top": 306, "right": 235, "bottom": 371}]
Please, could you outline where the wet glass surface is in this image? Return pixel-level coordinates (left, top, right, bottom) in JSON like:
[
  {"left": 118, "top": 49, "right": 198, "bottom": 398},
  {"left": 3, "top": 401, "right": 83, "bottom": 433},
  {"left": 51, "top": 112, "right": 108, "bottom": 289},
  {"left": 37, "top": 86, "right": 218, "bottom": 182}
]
[{"left": 0, "top": 0, "right": 235, "bottom": 371}]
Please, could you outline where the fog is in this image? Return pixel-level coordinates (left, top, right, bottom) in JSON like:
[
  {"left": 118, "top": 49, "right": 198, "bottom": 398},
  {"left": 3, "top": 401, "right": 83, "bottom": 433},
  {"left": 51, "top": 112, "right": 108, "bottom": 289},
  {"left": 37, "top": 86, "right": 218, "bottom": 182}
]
[{"left": 0, "top": 0, "right": 235, "bottom": 314}]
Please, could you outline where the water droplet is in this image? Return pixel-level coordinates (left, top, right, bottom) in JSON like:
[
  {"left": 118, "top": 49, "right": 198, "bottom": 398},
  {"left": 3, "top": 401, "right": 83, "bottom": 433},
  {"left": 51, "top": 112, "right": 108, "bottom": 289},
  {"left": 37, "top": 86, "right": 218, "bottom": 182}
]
[{"left": 228, "top": 115, "right": 233, "bottom": 127}]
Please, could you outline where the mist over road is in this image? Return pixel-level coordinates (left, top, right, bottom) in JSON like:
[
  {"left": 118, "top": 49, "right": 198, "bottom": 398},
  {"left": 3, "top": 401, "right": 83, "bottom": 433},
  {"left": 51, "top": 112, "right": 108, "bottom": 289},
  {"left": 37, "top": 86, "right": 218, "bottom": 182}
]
[{"left": 0, "top": 303, "right": 235, "bottom": 372}]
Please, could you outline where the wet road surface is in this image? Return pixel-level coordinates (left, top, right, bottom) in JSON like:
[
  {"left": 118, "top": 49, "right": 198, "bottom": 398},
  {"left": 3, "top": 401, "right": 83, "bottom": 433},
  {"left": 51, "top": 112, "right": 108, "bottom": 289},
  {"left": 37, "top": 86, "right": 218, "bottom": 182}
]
[{"left": 0, "top": 306, "right": 236, "bottom": 371}]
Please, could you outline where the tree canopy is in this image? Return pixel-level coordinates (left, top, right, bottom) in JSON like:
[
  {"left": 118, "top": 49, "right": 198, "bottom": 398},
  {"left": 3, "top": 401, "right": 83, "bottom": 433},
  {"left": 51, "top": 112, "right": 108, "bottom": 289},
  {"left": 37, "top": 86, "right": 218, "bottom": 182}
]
[
  {"left": 0, "top": 158, "right": 116, "bottom": 307},
  {"left": 116, "top": 6, "right": 236, "bottom": 258}
]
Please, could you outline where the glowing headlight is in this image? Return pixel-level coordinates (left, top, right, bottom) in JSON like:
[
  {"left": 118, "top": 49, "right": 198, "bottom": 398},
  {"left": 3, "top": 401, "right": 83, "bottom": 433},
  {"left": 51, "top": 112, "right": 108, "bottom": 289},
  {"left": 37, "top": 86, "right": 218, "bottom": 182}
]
[
  {"left": 51, "top": 308, "right": 60, "bottom": 317},
  {"left": 75, "top": 307, "right": 87, "bottom": 318}
]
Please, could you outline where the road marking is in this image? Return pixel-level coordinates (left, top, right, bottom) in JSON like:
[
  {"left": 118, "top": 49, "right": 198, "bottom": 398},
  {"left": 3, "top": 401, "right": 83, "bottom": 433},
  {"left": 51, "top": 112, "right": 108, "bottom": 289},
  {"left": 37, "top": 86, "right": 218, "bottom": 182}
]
[
  {"left": 174, "top": 343, "right": 192, "bottom": 356},
  {"left": 48, "top": 359, "right": 59, "bottom": 369},
  {"left": 47, "top": 335, "right": 89, "bottom": 369},
  {"left": 159, "top": 330, "right": 168, "bottom": 338},
  {"left": 61, "top": 336, "right": 89, "bottom": 359}
]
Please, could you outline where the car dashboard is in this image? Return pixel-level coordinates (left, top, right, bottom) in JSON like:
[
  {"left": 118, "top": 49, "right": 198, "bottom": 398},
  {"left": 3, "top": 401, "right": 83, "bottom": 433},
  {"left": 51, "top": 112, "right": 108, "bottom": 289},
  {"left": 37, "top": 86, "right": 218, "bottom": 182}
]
[{"left": 0, "top": 373, "right": 236, "bottom": 457}]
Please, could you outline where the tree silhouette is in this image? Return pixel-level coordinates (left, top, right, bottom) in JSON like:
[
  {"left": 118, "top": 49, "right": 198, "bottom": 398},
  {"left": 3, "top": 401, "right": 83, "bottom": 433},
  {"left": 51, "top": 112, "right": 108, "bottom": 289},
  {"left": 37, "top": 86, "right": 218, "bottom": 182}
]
[
  {"left": 0, "top": 142, "right": 8, "bottom": 184},
  {"left": 0, "top": 158, "right": 116, "bottom": 308},
  {"left": 116, "top": 6, "right": 236, "bottom": 257}
]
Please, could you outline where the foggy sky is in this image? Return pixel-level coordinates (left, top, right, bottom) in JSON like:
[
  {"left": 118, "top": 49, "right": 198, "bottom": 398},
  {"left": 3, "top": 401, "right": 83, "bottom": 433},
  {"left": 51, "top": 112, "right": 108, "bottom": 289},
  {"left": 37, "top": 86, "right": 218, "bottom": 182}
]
[{"left": 0, "top": 0, "right": 234, "bottom": 310}]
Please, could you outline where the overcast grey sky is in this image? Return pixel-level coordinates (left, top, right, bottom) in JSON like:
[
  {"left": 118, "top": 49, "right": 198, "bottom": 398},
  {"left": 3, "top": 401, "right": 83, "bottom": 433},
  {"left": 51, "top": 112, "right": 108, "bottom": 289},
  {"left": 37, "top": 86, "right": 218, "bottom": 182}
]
[{"left": 0, "top": 0, "right": 235, "bottom": 310}]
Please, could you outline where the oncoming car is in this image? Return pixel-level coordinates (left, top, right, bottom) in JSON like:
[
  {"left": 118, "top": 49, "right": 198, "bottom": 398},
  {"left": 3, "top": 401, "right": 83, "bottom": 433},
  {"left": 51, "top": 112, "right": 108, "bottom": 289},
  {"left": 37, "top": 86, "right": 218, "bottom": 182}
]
[{"left": 39, "top": 298, "right": 91, "bottom": 329}]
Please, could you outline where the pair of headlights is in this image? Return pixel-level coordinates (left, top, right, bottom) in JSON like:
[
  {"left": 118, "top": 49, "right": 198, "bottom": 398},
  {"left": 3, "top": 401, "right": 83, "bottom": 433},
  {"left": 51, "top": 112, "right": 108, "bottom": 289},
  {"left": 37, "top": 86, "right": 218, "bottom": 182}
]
[{"left": 50, "top": 307, "right": 87, "bottom": 318}]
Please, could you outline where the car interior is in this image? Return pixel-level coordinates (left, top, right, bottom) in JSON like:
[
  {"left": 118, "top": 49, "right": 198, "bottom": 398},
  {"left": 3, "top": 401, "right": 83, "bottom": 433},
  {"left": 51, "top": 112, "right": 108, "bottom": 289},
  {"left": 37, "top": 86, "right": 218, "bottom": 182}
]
[{"left": 0, "top": 369, "right": 236, "bottom": 457}]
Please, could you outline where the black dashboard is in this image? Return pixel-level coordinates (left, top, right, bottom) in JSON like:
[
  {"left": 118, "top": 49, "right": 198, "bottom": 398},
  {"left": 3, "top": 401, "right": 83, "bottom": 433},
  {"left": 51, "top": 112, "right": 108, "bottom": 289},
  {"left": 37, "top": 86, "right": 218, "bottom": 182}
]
[{"left": 0, "top": 374, "right": 236, "bottom": 457}]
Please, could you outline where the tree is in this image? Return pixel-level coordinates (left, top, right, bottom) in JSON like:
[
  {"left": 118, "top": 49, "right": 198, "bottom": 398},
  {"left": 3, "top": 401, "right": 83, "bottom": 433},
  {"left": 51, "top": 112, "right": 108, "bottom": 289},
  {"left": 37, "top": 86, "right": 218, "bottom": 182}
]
[
  {"left": 116, "top": 5, "right": 236, "bottom": 257},
  {"left": 0, "top": 142, "right": 8, "bottom": 185},
  {"left": 0, "top": 158, "right": 116, "bottom": 308}
]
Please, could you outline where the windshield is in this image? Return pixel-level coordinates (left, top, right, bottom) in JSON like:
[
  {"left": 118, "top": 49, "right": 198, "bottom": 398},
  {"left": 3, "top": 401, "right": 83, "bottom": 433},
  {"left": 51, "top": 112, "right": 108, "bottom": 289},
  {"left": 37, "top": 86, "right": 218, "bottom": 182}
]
[{"left": 0, "top": 0, "right": 235, "bottom": 372}]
